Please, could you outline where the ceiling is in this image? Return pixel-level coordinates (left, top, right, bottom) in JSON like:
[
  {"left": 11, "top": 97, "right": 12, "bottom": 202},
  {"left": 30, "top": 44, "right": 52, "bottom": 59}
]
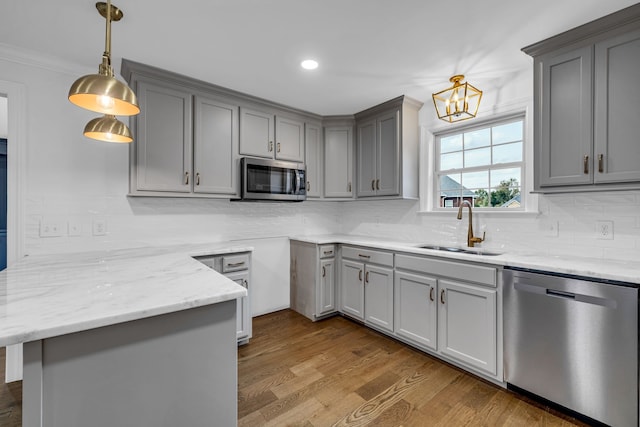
[{"left": 0, "top": 1, "right": 637, "bottom": 115}]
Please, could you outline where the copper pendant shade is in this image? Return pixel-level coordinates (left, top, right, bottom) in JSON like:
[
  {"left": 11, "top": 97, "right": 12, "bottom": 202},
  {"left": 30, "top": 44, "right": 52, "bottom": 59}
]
[{"left": 68, "top": 1, "right": 139, "bottom": 142}]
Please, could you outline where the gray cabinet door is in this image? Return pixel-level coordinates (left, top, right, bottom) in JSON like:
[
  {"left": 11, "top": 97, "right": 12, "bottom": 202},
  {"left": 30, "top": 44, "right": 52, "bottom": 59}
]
[
  {"left": 193, "top": 96, "right": 239, "bottom": 196},
  {"left": 438, "top": 279, "right": 497, "bottom": 376},
  {"left": 594, "top": 30, "right": 640, "bottom": 183},
  {"left": 363, "top": 264, "right": 394, "bottom": 333},
  {"left": 376, "top": 110, "right": 400, "bottom": 196},
  {"left": 356, "top": 119, "right": 377, "bottom": 197},
  {"left": 324, "top": 126, "right": 354, "bottom": 198},
  {"left": 225, "top": 269, "right": 251, "bottom": 341},
  {"left": 317, "top": 258, "right": 335, "bottom": 315},
  {"left": 240, "top": 107, "right": 274, "bottom": 158},
  {"left": 275, "top": 116, "right": 304, "bottom": 162},
  {"left": 340, "top": 259, "right": 364, "bottom": 320},
  {"left": 305, "top": 124, "right": 322, "bottom": 198},
  {"left": 539, "top": 46, "right": 593, "bottom": 187},
  {"left": 394, "top": 271, "right": 437, "bottom": 352},
  {"left": 135, "top": 79, "right": 192, "bottom": 192}
]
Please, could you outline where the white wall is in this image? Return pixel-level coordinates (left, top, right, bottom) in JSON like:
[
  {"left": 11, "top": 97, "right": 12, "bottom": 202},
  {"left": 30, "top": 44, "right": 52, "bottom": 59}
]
[{"left": 2, "top": 44, "right": 639, "bottom": 319}]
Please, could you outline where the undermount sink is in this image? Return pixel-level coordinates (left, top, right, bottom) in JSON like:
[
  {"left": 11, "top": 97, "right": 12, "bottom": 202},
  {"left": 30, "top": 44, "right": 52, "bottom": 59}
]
[{"left": 417, "top": 244, "right": 502, "bottom": 256}]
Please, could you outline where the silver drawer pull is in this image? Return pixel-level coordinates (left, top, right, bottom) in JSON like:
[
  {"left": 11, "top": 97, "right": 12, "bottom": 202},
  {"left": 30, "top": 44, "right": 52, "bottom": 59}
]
[
  {"left": 226, "top": 261, "right": 246, "bottom": 268},
  {"left": 358, "top": 254, "right": 370, "bottom": 259},
  {"left": 323, "top": 250, "right": 333, "bottom": 256}
]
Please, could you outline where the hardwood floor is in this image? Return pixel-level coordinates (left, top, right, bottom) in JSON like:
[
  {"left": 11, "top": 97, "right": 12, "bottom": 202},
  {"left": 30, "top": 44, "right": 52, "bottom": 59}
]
[
  {"left": 239, "top": 310, "right": 589, "bottom": 427},
  {"left": 0, "top": 309, "right": 588, "bottom": 426}
]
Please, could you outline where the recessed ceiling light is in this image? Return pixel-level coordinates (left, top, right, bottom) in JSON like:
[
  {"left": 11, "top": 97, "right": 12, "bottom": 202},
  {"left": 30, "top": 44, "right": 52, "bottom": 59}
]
[{"left": 301, "top": 59, "right": 319, "bottom": 70}]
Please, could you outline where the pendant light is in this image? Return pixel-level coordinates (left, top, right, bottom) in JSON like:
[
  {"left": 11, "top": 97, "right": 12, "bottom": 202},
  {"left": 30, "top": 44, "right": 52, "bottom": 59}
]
[
  {"left": 432, "top": 75, "right": 482, "bottom": 123},
  {"left": 68, "top": 1, "right": 139, "bottom": 143},
  {"left": 83, "top": 115, "right": 133, "bottom": 143}
]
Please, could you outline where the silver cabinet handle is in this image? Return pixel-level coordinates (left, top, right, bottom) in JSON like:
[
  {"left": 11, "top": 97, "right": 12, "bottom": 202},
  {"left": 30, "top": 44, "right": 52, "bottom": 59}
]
[
  {"left": 226, "top": 261, "right": 245, "bottom": 268},
  {"left": 358, "top": 270, "right": 362, "bottom": 281},
  {"left": 430, "top": 287, "right": 434, "bottom": 302},
  {"left": 440, "top": 289, "right": 445, "bottom": 304},
  {"left": 184, "top": 171, "right": 189, "bottom": 185},
  {"left": 371, "top": 180, "right": 375, "bottom": 190},
  {"left": 348, "top": 182, "right": 352, "bottom": 192},
  {"left": 269, "top": 141, "right": 274, "bottom": 152},
  {"left": 196, "top": 172, "right": 200, "bottom": 186},
  {"left": 277, "top": 142, "right": 281, "bottom": 153},
  {"left": 365, "top": 271, "right": 369, "bottom": 283},
  {"left": 376, "top": 179, "right": 380, "bottom": 190},
  {"left": 322, "top": 266, "right": 326, "bottom": 277},
  {"left": 307, "top": 181, "right": 310, "bottom": 191},
  {"left": 598, "top": 154, "right": 604, "bottom": 173},
  {"left": 583, "top": 155, "right": 589, "bottom": 174}
]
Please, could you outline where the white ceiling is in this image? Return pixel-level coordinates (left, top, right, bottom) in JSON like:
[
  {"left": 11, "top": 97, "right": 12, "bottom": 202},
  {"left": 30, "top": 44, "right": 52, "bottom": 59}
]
[{"left": 0, "top": 1, "right": 637, "bottom": 115}]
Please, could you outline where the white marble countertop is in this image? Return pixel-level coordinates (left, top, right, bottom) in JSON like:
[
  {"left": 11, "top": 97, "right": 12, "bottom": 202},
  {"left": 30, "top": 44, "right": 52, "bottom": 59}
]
[
  {"left": 291, "top": 234, "right": 640, "bottom": 285},
  {"left": 0, "top": 243, "right": 251, "bottom": 347}
]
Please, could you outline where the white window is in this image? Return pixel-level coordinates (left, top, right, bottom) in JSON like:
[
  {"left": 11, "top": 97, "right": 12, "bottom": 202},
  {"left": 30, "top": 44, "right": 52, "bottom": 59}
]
[{"left": 434, "top": 115, "right": 525, "bottom": 210}]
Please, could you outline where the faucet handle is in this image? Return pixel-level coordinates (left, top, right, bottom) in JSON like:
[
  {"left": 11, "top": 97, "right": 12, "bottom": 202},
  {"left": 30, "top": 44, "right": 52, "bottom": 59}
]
[{"left": 470, "top": 232, "right": 486, "bottom": 245}]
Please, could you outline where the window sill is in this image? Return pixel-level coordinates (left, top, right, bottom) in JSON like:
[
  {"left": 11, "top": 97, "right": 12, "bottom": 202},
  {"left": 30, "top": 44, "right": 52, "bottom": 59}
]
[{"left": 417, "top": 209, "right": 540, "bottom": 218}]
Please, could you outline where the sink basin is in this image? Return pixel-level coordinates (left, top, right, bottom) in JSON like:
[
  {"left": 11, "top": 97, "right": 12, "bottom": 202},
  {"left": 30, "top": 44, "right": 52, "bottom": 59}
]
[{"left": 416, "top": 244, "right": 502, "bottom": 256}]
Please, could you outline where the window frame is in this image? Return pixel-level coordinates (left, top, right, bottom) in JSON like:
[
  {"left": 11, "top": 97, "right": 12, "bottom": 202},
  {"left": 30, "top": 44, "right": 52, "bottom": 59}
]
[{"left": 431, "top": 113, "right": 527, "bottom": 212}]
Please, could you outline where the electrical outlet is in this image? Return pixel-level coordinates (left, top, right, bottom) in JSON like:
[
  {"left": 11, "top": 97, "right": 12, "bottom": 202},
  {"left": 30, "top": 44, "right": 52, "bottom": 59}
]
[
  {"left": 544, "top": 220, "right": 559, "bottom": 237},
  {"left": 92, "top": 219, "right": 106, "bottom": 236},
  {"left": 68, "top": 221, "right": 82, "bottom": 237},
  {"left": 596, "top": 220, "right": 614, "bottom": 240},
  {"left": 40, "top": 221, "right": 63, "bottom": 237}
]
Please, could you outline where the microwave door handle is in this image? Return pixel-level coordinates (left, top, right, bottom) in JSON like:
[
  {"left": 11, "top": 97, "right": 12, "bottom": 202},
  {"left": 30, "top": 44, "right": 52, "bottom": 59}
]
[{"left": 294, "top": 170, "right": 301, "bottom": 194}]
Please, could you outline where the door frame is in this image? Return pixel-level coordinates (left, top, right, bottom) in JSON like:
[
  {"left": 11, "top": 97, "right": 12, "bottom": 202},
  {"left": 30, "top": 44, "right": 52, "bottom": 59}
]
[{"left": 1, "top": 79, "right": 27, "bottom": 382}]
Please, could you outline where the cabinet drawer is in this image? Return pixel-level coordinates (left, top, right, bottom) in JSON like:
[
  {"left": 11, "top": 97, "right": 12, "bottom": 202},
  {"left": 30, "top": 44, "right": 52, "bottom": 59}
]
[
  {"left": 319, "top": 245, "right": 336, "bottom": 259},
  {"left": 396, "top": 254, "right": 496, "bottom": 287},
  {"left": 222, "top": 253, "right": 250, "bottom": 272},
  {"left": 342, "top": 246, "right": 393, "bottom": 267}
]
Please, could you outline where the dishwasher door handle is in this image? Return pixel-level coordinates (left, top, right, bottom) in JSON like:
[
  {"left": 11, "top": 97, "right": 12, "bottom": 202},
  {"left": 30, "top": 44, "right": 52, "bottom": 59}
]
[{"left": 546, "top": 289, "right": 576, "bottom": 299}]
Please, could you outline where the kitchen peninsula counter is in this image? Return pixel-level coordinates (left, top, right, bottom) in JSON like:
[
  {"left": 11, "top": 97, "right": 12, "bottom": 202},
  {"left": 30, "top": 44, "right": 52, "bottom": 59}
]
[
  {"left": 0, "top": 243, "right": 251, "bottom": 427},
  {"left": 291, "top": 234, "right": 640, "bottom": 285}
]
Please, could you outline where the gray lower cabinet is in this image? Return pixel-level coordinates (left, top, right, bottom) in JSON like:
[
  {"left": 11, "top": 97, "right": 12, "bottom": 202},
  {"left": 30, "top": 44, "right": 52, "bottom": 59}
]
[
  {"left": 290, "top": 241, "right": 337, "bottom": 321},
  {"left": 394, "top": 253, "right": 499, "bottom": 379},
  {"left": 394, "top": 270, "right": 437, "bottom": 351},
  {"left": 324, "top": 125, "right": 354, "bottom": 198},
  {"left": 525, "top": 6, "right": 640, "bottom": 192},
  {"left": 193, "top": 252, "right": 252, "bottom": 344},
  {"left": 340, "top": 246, "right": 394, "bottom": 333}
]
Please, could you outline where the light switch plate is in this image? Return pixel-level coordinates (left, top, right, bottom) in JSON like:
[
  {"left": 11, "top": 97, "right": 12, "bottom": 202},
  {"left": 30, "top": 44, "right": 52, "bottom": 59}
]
[{"left": 40, "top": 221, "right": 63, "bottom": 237}]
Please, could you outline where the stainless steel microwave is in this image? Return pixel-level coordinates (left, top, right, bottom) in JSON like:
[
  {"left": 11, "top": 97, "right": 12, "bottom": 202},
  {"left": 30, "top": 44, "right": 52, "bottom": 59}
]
[{"left": 240, "top": 157, "right": 306, "bottom": 202}]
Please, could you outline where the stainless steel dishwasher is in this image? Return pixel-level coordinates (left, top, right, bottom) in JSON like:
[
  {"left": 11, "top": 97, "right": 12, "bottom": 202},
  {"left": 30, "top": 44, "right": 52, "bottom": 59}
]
[{"left": 504, "top": 268, "right": 638, "bottom": 426}]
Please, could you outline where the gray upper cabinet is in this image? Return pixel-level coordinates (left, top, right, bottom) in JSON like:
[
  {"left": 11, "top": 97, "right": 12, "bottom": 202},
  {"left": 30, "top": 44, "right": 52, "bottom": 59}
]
[
  {"left": 354, "top": 96, "right": 422, "bottom": 199},
  {"left": 134, "top": 78, "right": 193, "bottom": 193},
  {"left": 324, "top": 125, "right": 354, "bottom": 198},
  {"left": 239, "top": 107, "right": 274, "bottom": 159},
  {"left": 193, "top": 95, "right": 239, "bottom": 195},
  {"left": 275, "top": 116, "right": 305, "bottom": 162},
  {"left": 594, "top": 29, "right": 640, "bottom": 184},
  {"left": 240, "top": 108, "right": 305, "bottom": 162},
  {"left": 525, "top": 4, "right": 640, "bottom": 192},
  {"left": 538, "top": 46, "right": 593, "bottom": 187},
  {"left": 304, "top": 123, "right": 322, "bottom": 198}
]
